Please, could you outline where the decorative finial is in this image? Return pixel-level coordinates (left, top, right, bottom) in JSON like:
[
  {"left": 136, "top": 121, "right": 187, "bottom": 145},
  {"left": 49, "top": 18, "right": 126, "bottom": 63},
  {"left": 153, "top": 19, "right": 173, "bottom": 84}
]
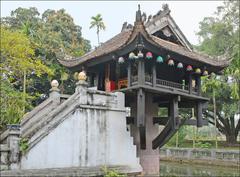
[
  {"left": 78, "top": 71, "right": 87, "bottom": 81},
  {"left": 50, "top": 80, "right": 60, "bottom": 92},
  {"left": 135, "top": 4, "right": 142, "bottom": 22},
  {"left": 51, "top": 80, "right": 59, "bottom": 89}
]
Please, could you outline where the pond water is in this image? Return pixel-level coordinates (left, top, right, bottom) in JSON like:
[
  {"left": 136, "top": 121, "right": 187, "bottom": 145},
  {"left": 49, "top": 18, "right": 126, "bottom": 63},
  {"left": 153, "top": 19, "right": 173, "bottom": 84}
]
[{"left": 160, "top": 161, "right": 239, "bottom": 177}]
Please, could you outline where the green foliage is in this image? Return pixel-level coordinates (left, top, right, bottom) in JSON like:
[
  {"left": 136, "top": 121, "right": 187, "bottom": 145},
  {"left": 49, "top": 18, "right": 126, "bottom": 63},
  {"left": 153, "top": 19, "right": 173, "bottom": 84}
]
[
  {"left": 0, "top": 7, "right": 91, "bottom": 130},
  {"left": 166, "top": 126, "right": 188, "bottom": 147},
  {"left": 195, "top": 141, "right": 212, "bottom": 149},
  {"left": 19, "top": 138, "right": 29, "bottom": 153},
  {"left": 0, "top": 81, "right": 33, "bottom": 130},
  {"left": 197, "top": 1, "right": 240, "bottom": 144},
  {"left": 102, "top": 166, "right": 126, "bottom": 177}
]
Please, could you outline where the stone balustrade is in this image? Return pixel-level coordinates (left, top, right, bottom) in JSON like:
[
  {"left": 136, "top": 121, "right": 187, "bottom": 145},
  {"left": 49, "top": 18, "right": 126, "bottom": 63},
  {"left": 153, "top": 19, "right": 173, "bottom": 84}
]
[{"left": 160, "top": 148, "right": 239, "bottom": 167}]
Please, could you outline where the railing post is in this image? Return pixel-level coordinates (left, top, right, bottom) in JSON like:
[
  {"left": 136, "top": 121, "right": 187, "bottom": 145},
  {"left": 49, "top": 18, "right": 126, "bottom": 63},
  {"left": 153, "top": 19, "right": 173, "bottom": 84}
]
[{"left": 7, "top": 124, "right": 20, "bottom": 170}]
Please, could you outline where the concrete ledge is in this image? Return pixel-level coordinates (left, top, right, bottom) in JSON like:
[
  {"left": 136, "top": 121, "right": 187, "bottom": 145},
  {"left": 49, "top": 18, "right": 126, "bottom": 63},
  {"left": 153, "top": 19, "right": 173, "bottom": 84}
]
[{"left": 1, "top": 165, "right": 141, "bottom": 177}]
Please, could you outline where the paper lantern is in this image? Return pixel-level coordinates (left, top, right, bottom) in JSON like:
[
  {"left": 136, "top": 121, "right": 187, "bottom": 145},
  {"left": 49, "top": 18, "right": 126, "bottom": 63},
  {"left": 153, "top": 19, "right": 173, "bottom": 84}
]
[
  {"left": 168, "top": 59, "right": 174, "bottom": 66},
  {"left": 146, "top": 52, "right": 153, "bottom": 59},
  {"left": 129, "top": 52, "right": 136, "bottom": 60},
  {"left": 137, "top": 51, "right": 144, "bottom": 58},
  {"left": 177, "top": 62, "right": 183, "bottom": 68},
  {"left": 202, "top": 70, "right": 208, "bottom": 76},
  {"left": 156, "top": 56, "right": 164, "bottom": 63},
  {"left": 118, "top": 57, "right": 124, "bottom": 64},
  {"left": 186, "top": 65, "right": 193, "bottom": 71},
  {"left": 195, "top": 68, "right": 201, "bottom": 74}
]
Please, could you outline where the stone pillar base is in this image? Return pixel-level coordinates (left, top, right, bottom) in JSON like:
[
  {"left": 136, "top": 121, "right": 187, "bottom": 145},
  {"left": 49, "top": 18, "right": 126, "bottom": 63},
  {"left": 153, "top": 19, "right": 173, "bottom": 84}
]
[{"left": 140, "top": 154, "right": 159, "bottom": 175}]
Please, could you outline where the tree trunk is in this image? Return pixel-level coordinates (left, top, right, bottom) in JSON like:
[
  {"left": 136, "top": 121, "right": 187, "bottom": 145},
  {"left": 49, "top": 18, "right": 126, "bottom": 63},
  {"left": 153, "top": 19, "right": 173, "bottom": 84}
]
[
  {"left": 97, "top": 28, "right": 100, "bottom": 45},
  {"left": 226, "top": 134, "right": 237, "bottom": 145}
]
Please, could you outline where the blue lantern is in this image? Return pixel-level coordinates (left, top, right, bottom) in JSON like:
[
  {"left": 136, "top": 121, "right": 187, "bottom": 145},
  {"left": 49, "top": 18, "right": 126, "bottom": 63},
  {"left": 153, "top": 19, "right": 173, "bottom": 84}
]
[{"left": 156, "top": 56, "right": 164, "bottom": 63}]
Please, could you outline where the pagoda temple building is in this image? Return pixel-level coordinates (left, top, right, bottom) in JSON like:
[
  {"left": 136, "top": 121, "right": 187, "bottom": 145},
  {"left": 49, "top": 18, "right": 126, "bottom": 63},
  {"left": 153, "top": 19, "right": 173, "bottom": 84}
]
[{"left": 58, "top": 5, "right": 229, "bottom": 175}]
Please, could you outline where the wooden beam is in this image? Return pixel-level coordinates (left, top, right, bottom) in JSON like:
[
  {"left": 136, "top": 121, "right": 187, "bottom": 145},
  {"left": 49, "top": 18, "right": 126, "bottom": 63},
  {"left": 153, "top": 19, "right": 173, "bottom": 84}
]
[
  {"left": 185, "top": 118, "right": 208, "bottom": 126},
  {"left": 153, "top": 117, "right": 168, "bottom": 125}
]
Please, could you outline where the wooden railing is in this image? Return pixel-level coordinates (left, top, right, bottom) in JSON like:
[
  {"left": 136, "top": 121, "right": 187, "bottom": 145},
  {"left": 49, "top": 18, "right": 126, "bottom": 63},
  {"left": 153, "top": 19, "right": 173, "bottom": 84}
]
[
  {"left": 156, "top": 78, "right": 189, "bottom": 91},
  {"left": 121, "top": 75, "right": 198, "bottom": 94}
]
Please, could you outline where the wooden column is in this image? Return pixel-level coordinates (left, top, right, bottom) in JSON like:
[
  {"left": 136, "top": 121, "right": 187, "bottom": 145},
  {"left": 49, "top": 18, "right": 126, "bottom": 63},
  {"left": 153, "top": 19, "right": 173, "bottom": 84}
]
[
  {"left": 188, "top": 74, "right": 193, "bottom": 94},
  {"left": 137, "top": 88, "right": 145, "bottom": 127},
  {"left": 138, "top": 60, "right": 145, "bottom": 85},
  {"left": 196, "top": 102, "right": 203, "bottom": 127},
  {"left": 116, "top": 62, "right": 120, "bottom": 89},
  {"left": 152, "top": 63, "right": 156, "bottom": 87},
  {"left": 196, "top": 75, "right": 201, "bottom": 95},
  {"left": 169, "top": 97, "right": 179, "bottom": 130},
  {"left": 137, "top": 88, "right": 146, "bottom": 149},
  {"left": 127, "top": 62, "right": 131, "bottom": 87}
]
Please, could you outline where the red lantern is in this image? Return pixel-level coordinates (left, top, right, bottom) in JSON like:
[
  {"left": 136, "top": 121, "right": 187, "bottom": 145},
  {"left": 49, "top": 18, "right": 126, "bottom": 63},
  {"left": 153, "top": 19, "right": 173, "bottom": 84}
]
[
  {"left": 186, "top": 65, "right": 193, "bottom": 71},
  {"left": 146, "top": 52, "right": 153, "bottom": 59}
]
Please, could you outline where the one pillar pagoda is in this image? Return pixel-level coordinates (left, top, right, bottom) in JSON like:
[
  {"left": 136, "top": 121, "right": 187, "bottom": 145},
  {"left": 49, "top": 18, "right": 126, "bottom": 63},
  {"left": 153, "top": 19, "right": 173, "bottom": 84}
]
[{"left": 59, "top": 5, "right": 229, "bottom": 175}]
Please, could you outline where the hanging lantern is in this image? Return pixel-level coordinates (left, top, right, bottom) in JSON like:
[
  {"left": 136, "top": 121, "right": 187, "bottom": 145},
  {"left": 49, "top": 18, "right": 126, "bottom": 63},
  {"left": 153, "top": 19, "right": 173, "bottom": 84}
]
[
  {"left": 156, "top": 56, "right": 164, "bottom": 63},
  {"left": 168, "top": 59, "right": 174, "bottom": 66},
  {"left": 177, "top": 62, "right": 183, "bottom": 69},
  {"left": 195, "top": 68, "right": 201, "bottom": 74},
  {"left": 146, "top": 52, "right": 153, "bottom": 59},
  {"left": 129, "top": 52, "right": 136, "bottom": 60},
  {"left": 202, "top": 70, "right": 208, "bottom": 76},
  {"left": 118, "top": 57, "right": 124, "bottom": 64},
  {"left": 137, "top": 51, "right": 144, "bottom": 58},
  {"left": 186, "top": 65, "right": 193, "bottom": 71}
]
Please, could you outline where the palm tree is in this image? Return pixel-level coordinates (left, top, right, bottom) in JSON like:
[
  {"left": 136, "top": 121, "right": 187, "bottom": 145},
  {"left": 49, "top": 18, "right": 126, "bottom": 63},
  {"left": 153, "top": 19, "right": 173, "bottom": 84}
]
[{"left": 89, "top": 14, "right": 106, "bottom": 45}]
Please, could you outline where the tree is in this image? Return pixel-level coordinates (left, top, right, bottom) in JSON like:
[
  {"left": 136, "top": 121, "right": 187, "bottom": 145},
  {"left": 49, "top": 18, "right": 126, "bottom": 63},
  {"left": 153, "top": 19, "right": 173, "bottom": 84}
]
[
  {"left": 197, "top": 1, "right": 239, "bottom": 145},
  {"left": 90, "top": 14, "right": 106, "bottom": 45},
  {"left": 0, "top": 27, "right": 52, "bottom": 131},
  {"left": 1, "top": 7, "right": 91, "bottom": 97}
]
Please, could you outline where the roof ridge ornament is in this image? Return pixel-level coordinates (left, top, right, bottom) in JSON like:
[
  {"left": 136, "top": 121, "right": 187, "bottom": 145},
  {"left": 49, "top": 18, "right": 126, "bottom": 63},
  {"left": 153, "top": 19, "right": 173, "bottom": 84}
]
[{"left": 135, "top": 4, "right": 142, "bottom": 23}]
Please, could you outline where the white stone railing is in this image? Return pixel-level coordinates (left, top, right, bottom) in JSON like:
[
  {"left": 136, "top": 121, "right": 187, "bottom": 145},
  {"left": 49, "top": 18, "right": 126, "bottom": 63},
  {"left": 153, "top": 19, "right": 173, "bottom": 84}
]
[{"left": 160, "top": 148, "right": 240, "bottom": 162}]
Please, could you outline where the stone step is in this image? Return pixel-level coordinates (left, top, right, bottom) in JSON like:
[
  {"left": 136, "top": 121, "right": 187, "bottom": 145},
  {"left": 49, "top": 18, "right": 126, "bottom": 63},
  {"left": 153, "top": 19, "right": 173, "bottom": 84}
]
[{"left": 1, "top": 165, "right": 138, "bottom": 177}]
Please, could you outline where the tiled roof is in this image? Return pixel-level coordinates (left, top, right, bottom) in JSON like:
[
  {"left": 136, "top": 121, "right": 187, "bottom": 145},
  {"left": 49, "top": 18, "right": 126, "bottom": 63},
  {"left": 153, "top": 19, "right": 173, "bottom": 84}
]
[{"left": 58, "top": 9, "right": 229, "bottom": 70}]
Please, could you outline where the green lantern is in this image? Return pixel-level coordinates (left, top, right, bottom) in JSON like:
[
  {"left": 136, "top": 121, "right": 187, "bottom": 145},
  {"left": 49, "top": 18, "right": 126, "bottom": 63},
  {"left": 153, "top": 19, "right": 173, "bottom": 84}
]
[{"left": 156, "top": 56, "right": 164, "bottom": 63}]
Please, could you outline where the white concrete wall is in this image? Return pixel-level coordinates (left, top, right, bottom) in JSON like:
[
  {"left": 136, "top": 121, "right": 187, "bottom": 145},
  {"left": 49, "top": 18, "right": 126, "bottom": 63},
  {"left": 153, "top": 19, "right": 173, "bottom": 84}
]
[{"left": 20, "top": 92, "right": 141, "bottom": 172}]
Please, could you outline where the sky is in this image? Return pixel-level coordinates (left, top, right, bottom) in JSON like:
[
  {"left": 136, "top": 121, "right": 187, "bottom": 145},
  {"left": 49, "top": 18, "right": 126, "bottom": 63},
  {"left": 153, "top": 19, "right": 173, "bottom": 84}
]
[{"left": 1, "top": 1, "right": 223, "bottom": 47}]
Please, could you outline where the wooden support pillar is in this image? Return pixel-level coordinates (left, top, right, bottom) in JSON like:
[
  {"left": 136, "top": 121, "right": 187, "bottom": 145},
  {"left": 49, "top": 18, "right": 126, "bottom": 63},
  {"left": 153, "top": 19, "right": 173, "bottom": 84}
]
[
  {"left": 127, "top": 62, "right": 131, "bottom": 87},
  {"left": 196, "top": 75, "right": 201, "bottom": 95},
  {"left": 138, "top": 60, "right": 145, "bottom": 85},
  {"left": 169, "top": 97, "right": 179, "bottom": 130},
  {"left": 137, "top": 88, "right": 146, "bottom": 149},
  {"left": 196, "top": 102, "right": 203, "bottom": 127},
  {"left": 188, "top": 74, "right": 193, "bottom": 94},
  {"left": 152, "top": 63, "right": 156, "bottom": 87},
  {"left": 116, "top": 62, "right": 120, "bottom": 89}
]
